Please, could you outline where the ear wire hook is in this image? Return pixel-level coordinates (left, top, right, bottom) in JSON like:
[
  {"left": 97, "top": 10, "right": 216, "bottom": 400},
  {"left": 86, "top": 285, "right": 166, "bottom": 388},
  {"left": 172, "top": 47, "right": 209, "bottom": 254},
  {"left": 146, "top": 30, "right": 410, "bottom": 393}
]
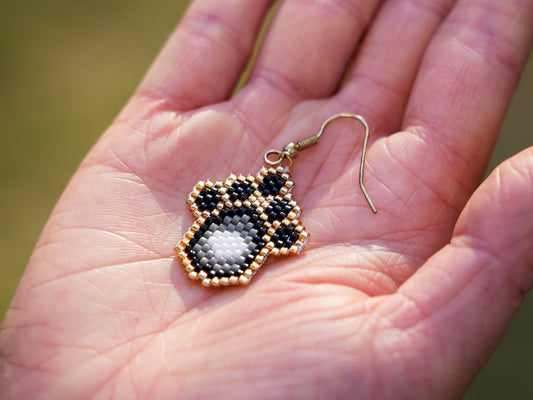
[{"left": 264, "top": 113, "right": 377, "bottom": 213}]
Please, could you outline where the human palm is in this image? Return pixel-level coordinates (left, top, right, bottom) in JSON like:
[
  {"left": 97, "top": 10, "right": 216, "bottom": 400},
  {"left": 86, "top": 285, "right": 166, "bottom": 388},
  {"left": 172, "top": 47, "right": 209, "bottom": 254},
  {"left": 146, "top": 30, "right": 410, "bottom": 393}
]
[{"left": 2, "top": 0, "right": 533, "bottom": 399}]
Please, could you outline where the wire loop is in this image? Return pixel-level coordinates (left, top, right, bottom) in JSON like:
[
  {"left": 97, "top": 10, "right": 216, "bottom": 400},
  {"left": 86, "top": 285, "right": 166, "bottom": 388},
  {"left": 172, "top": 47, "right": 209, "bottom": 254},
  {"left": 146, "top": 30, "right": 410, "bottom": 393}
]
[{"left": 264, "top": 113, "right": 377, "bottom": 213}]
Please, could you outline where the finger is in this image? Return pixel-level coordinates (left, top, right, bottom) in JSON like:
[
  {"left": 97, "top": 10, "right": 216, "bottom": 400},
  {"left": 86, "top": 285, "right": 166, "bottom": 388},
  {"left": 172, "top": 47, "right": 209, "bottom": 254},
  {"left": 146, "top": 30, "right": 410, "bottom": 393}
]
[
  {"left": 338, "top": 0, "right": 455, "bottom": 134},
  {"left": 295, "top": 0, "right": 456, "bottom": 209},
  {"left": 401, "top": 0, "right": 533, "bottom": 208},
  {"left": 136, "top": 0, "right": 273, "bottom": 112},
  {"left": 236, "top": 0, "right": 382, "bottom": 116},
  {"left": 250, "top": 0, "right": 382, "bottom": 98},
  {"left": 384, "top": 148, "right": 533, "bottom": 396}
]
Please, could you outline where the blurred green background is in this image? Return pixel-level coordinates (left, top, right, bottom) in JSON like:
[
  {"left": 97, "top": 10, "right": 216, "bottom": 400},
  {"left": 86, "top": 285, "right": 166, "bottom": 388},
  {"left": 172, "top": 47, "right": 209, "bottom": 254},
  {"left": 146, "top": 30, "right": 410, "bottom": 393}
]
[{"left": 1, "top": 0, "right": 531, "bottom": 397}]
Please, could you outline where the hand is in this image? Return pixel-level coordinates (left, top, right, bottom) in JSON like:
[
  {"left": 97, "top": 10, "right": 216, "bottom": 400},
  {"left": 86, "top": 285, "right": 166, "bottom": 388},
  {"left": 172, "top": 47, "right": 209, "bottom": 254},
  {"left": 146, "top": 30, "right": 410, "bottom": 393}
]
[{"left": 1, "top": 0, "right": 532, "bottom": 398}]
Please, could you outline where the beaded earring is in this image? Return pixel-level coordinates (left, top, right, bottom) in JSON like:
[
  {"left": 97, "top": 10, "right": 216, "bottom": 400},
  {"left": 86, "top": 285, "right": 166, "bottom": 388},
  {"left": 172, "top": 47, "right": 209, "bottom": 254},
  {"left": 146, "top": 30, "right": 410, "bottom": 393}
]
[{"left": 175, "top": 113, "right": 377, "bottom": 287}]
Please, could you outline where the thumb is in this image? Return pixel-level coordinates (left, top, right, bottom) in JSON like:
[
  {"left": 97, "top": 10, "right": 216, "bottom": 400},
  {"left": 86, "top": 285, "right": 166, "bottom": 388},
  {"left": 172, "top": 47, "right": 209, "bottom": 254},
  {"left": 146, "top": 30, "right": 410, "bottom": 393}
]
[{"left": 385, "top": 147, "right": 533, "bottom": 396}]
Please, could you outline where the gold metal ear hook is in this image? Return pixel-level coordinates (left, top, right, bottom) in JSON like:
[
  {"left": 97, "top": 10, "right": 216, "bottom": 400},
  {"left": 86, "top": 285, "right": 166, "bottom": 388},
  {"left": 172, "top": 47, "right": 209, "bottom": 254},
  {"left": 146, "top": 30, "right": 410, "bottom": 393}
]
[{"left": 264, "top": 113, "right": 377, "bottom": 213}]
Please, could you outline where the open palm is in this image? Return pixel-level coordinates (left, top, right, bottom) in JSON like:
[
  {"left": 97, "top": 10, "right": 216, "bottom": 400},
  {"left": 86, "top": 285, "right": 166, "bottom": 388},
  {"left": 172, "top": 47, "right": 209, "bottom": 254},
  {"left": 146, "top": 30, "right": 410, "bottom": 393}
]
[{"left": 2, "top": 0, "right": 533, "bottom": 398}]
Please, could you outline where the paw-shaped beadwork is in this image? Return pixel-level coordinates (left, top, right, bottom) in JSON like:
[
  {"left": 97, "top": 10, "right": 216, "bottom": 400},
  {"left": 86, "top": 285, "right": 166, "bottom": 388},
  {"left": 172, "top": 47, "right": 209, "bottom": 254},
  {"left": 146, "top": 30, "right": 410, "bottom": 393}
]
[{"left": 175, "top": 166, "right": 309, "bottom": 287}]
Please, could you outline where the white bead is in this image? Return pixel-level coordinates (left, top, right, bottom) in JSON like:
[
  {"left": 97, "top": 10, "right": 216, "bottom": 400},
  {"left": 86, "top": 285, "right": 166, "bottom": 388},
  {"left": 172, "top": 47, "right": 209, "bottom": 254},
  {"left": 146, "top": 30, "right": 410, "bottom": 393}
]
[{"left": 208, "top": 230, "right": 247, "bottom": 262}]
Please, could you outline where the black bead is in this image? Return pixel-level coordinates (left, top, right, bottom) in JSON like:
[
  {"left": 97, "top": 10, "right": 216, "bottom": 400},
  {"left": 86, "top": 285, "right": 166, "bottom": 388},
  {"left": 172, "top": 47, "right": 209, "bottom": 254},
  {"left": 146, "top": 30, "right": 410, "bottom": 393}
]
[
  {"left": 282, "top": 227, "right": 293, "bottom": 235},
  {"left": 230, "top": 265, "right": 242, "bottom": 274},
  {"left": 245, "top": 207, "right": 254, "bottom": 216}
]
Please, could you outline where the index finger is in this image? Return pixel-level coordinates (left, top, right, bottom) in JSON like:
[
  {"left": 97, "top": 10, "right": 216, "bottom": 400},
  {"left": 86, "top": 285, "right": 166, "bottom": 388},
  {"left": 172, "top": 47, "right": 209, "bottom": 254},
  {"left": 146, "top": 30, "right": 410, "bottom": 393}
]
[{"left": 401, "top": 0, "right": 533, "bottom": 209}]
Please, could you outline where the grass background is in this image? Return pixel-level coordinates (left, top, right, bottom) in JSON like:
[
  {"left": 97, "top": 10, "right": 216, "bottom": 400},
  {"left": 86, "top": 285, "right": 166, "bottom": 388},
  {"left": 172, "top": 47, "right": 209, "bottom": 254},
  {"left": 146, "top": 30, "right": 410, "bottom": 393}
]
[{"left": 1, "top": 0, "right": 532, "bottom": 397}]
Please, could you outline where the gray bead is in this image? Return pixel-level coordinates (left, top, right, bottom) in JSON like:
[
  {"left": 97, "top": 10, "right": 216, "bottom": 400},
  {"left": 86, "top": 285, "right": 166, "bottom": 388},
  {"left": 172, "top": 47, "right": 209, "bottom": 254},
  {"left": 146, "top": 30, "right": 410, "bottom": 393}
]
[
  {"left": 221, "top": 264, "right": 233, "bottom": 275},
  {"left": 198, "top": 237, "right": 208, "bottom": 246},
  {"left": 241, "top": 215, "right": 250, "bottom": 223},
  {"left": 223, "top": 216, "right": 232, "bottom": 225},
  {"left": 200, "top": 258, "right": 208, "bottom": 267}
]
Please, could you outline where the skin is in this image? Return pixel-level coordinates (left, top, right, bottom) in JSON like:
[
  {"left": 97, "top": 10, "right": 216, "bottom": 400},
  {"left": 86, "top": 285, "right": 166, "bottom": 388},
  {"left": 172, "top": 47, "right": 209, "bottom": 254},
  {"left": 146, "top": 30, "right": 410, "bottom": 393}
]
[{"left": 1, "top": 0, "right": 533, "bottom": 398}]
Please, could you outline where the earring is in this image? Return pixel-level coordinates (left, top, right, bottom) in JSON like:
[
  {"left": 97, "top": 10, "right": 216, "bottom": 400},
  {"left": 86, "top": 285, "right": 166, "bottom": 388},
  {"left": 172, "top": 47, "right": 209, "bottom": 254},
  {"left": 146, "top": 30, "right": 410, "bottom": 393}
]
[{"left": 174, "top": 113, "right": 377, "bottom": 287}]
